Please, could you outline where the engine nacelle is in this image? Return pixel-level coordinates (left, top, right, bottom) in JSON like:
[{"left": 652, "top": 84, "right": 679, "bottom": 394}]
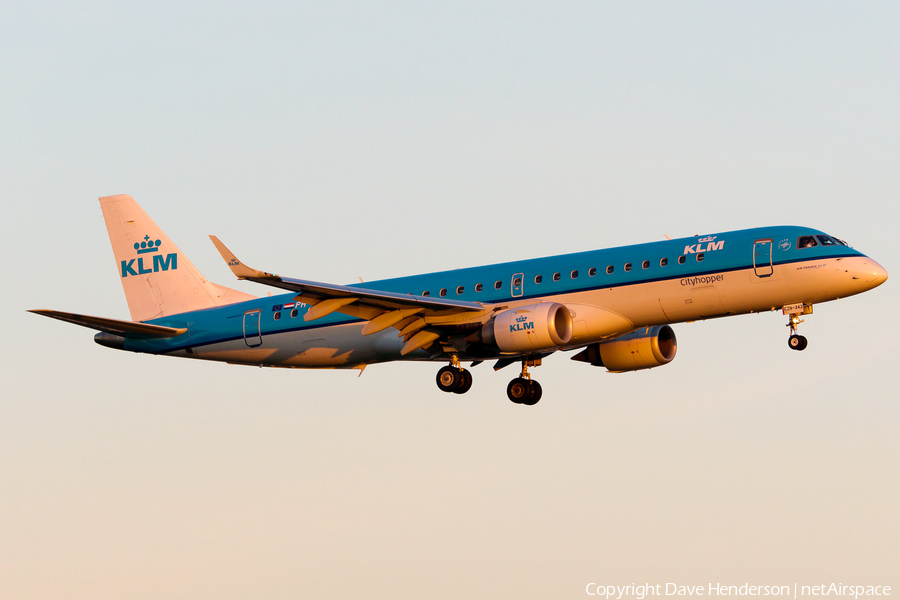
[
  {"left": 572, "top": 325, "right": 677, "bottom": 372},
  {"left": 482, "top": 302, "right": 573, "bottom": 353}
]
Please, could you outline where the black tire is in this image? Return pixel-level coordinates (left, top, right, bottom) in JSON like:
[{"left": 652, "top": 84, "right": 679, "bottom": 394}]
[
  {"left": 522, "top": 380, "right": 542, "bottom": 405},
  {"left": 453, "top": 369, "right": 473, "bottom": 394},
  {"left": 436, "top": 366, "right": 459, "bottom": 392},
  {"left": 507, "top": 378, "right": 529, "bottom": 403},
  {"left": 788, "top": 335, "right": 808, "bottom": 351}
]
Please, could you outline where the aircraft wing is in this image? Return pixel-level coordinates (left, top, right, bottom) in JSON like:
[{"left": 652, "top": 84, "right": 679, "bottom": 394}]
[
  {"left": 28, "top": 309, "right": 187, "bottom": 339},
  {"left": 209, "top": 237, "right": 489, "bottom": 347}
]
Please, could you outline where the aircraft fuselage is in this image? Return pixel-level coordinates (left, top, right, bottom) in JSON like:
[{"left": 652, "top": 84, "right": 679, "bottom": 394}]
[{"left": 104, "top": 225, "right": 886, "bottom": 369}]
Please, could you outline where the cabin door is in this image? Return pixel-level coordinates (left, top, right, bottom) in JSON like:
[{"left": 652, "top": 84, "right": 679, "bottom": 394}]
[
  {"left": 753, "top": 240, "right": 773, "bottom": 278},
  {"left": 512, "top": 273, "right": 524, "bottom": 297},
  {"left": 243, "top": 309, "right": 262, "bottom": 347}
]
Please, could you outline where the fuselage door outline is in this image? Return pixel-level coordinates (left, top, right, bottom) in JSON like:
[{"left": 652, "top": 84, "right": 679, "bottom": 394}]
[
  {"left": 512, "top": 273, "right": 524, "bottom": 297},
  {"left": 243, "top": 309, "right": 262, "bottom": 347},
  {"left": 753, "top": 239, "right": 774, "bottom": 278}
]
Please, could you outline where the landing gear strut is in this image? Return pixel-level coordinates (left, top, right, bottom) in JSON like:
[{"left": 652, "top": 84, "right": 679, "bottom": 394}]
[
  {"left": 507, "top": 359, "right": 543, "bottom": 405},
  {"left": 436, "top": 355, "right": 472, "bottom": 394},
  {"left": 784, "top": 304, "right": 811, "bottom": 351}
]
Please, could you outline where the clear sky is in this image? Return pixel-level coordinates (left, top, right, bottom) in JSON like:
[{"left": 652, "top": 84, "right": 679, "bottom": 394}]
[{"left": 2, "top": 2, "right": 898, "bottom": 598}]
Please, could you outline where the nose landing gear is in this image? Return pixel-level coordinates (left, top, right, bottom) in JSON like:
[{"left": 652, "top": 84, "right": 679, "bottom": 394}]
[
  {"left": 784, "top": 303, "right": 812, "bottom": 351},
  {"left": 507, "top": 359, "right": 543, "bottom": 405},
  {"left": 436, "top": 355, "right": 473, "bottom": 394}
]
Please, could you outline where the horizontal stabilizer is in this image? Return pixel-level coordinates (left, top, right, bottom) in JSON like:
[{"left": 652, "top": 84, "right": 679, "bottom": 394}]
[{"left": 28, "top": 310, "right": 187, "bottom": 339}]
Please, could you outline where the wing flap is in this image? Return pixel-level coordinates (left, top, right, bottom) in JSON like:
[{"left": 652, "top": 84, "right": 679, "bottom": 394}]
[{"left": 29, "top": 310, "right": 187, "bottom": 339}]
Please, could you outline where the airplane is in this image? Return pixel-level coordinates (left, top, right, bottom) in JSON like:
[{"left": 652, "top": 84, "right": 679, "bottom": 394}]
[{"left": 31, "top": 194, "right": 888, "bottom": 405}]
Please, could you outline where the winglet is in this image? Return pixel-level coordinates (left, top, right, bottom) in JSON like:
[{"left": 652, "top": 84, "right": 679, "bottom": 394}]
[{"left": 209, "top": 235, "right": 279, "bottom": 280}]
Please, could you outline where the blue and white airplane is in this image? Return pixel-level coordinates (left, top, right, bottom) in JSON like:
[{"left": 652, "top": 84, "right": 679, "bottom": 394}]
[{"left": 31, "top": 195, "right": 888, "bottom": 405}]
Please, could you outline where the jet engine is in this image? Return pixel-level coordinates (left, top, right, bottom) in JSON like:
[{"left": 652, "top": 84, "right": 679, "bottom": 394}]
[
  {"left": 571, "top": 325, "right": 677, "bottom": 372},
  {"left": 482, "top": 302, "right": 573, "bottom": 353}
]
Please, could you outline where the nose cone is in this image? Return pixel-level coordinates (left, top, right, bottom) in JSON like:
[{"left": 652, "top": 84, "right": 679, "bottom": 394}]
[{"left": 865, "top": 259, "right": 889, "bottom": 288}]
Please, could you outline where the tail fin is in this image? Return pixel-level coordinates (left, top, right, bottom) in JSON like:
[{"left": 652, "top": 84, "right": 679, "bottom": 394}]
[{"left": 100, "top": 194, "right": 256, "bottom": 321}]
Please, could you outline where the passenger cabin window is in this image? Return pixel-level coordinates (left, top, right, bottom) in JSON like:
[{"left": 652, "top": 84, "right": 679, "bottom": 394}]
[
  {"left": 816, "top": 235, "right": 839, "bottom": 246},
  {"left": 422, "top": 290, "right": 430, "bottom": 296},
  {"left": 535, "top": 275, "right": 543, "bottom": 284},
  {"left": 606, "top": 265, "right": 614, "bottom": 274},
  {"left": 553, "top": 272, "right": 561, "bottom": 281},
  {"left": 475, "top": 283, "right": 483, "bottom": 292},
  {"left": 291, "top": 309, "right": 298, "bottom": 318},
  {"left": 589, "top": 267, "right": 597, "bottom": 277},
  {"left": 571, "top": 270, "right": 579, "bottom": 279},
  {"left": 678, "top": 256, "right": 686, "bottom": 265},
  {"left": 642, "top": 260, "right": 649, "bottom": 269},
  {"left": 798, "top": 235, "right": 818, "bottom": 249},
  {"left": 696, "top": 253, "right": 704, "bottom": 262},
  {"left": 494, "top": 281, "right": 502, "bottom": 290},
  {"left": 624, "top": 263, "right": 632, "bottom": 272},
  {"left": 273, "top": 311, "right": 281, "bottom": 321},
  {"left": 440, "top": 288, "right": 447, "bottom": 297},
  {"left": 456, "top": 286, "right": 464, "bottom": 295},
  {"left": 660, "top": 258, "right": 668, "bottom": 267}
]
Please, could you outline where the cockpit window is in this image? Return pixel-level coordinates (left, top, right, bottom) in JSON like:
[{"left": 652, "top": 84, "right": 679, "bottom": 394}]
[
  {"left": 797, "top": 235, "right": 818, "bottom": 249},
  {"left": 833, "top": 236, "right": 850, "bottom": 247},
  {"left": 816, "top": 235, "right": 839, "bottom": 246}
]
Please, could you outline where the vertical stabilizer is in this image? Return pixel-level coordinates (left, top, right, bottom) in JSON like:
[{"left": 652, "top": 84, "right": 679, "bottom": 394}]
[{"left": 100, "top": 194, "right": 255, "bottom": 322}]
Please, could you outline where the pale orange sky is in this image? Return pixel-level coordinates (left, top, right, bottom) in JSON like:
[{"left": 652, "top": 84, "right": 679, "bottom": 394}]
[{"left": 2, "top": 2, "right": 898, "bottom": 598}]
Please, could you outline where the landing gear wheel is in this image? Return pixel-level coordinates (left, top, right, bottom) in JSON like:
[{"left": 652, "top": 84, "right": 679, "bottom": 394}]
[
  {"left": 507, "top": 378, "right": 529, "bottom": 403},
  {"left": 522, "top": 380, "right": 542, "bottom": 405},
  {"left": 453, "top": 369, "right": 473, "bottom": 394},
  {"left": 436, "top": 366, "right": 460, "bottom": 392},
  {"left": 788, "top": 334, "right": 808, "bottom": 351}
]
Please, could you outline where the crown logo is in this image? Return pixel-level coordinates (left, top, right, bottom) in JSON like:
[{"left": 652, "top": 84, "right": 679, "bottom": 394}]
[
  {"left": 698, "top": 235, "right": 717, "bottom": 243},
  {"left": 515, "top": 315, "right": 528, "bottom": 323},
  {"left": 134, "top": 234, "right": 162, "bottom": 255}
]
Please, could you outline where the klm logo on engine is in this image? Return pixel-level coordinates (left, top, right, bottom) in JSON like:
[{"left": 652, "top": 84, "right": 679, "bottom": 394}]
[
  {"left": 510, "top": 314, "right": 534, "bottom": 333},
  {"left": 121, "top": 235, "right": 178, "bottom": 278},
  {"left": 684, "top": 235, "right": 725, "bottom": 254}
]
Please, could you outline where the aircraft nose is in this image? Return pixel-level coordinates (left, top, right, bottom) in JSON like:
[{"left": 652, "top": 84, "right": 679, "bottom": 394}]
[{"left": 865, "top": 259, "right": 888, "bottom": 287}]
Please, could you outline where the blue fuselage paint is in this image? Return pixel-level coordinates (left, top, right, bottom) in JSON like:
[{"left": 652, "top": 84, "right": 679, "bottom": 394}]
[{"left": 121, "top": 225, "right": 875, "bottom": 359}]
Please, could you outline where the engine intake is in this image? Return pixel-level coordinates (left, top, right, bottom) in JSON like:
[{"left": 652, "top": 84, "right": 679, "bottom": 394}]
[
  {"left": 571, "top": 325, "right": 677, "bottom": 372},
  {"left": 483, "top": 303, "right": 573, "bottom": 353}
]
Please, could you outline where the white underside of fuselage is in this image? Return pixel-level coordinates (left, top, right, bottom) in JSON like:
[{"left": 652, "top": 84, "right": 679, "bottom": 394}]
[{"left": 172, "top": 256, "right": 880, "bottom": 369}]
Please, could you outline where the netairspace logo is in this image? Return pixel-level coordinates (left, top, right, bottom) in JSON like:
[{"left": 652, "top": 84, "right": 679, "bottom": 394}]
[
  {"left": 585, "top": 584, "right": 892, "bottom": 599},
  {"left": 121, "top": 235, "right": 178, "bottom": 278}
]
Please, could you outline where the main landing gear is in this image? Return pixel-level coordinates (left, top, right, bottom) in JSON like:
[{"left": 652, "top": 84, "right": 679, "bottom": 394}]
[
  {"left": 436, "top": 356, "right": 472, "bottom": 394},
  {"left": 784, "top": 305, "right": 811, "bottom": 351},
  {"left": 433, "top": 355, "right": 544, "bottom": 405},
  {"left": 506, "top": 359, "right": 542, "bottom": 406}
]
